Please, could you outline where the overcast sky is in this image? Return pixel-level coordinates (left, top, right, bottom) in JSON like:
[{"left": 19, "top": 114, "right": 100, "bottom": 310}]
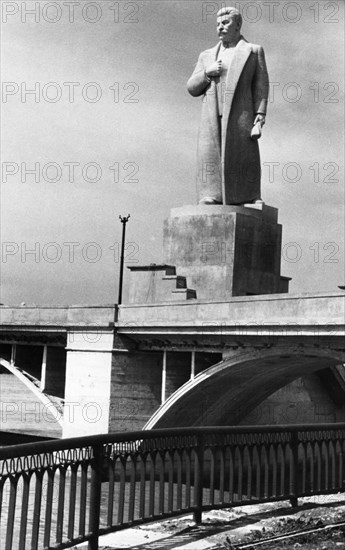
[{"left": 1, "top": 0, "right": 344, "bottom": 305}]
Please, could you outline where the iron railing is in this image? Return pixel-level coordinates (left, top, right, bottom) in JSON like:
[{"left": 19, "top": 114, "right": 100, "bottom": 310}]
[{"left": 0, "top": 424, "right": 344, "bottom": 550}]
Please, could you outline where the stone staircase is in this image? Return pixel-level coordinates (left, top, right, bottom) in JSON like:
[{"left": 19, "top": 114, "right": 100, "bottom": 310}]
[{"left": 127, "top": 264, "right": 197, "bottom": 304}]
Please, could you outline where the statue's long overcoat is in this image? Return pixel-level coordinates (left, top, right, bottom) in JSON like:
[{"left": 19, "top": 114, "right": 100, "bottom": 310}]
[{"left": 187, "top": 37, "right": 269, "bottom": 205}]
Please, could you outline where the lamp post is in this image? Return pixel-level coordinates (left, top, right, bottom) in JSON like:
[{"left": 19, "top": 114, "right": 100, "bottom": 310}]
[{"left": 118, "top": 214, "right": 130, "bottom": 305}]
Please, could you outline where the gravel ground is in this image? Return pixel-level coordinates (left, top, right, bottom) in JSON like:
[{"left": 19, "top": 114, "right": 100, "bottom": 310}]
[{"left": 75, "top": 494, "right": 345, "bottom": 550}]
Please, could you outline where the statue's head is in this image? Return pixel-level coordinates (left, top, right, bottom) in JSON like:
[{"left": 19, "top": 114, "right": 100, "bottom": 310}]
[{"left": 217, "top": 6, "right": 242, "bottom": 43}]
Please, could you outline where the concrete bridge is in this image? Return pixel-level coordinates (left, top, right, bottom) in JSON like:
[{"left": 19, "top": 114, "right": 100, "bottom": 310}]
[{"left": 0, "top": 291, "right": 344, "bottom": 438}]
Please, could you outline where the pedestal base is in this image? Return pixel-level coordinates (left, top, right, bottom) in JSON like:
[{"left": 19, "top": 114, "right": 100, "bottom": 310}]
[{"left": 163, "top": 203, "right": 290, "bottom": 301}]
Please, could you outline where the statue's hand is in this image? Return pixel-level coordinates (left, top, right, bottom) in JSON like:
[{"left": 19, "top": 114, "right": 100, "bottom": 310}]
[
  {"left": 254, "top": 114, "right": 266, "bottom": 126},
  {"left": 205, "top": 60, "right": 222, "bottom": 78}
]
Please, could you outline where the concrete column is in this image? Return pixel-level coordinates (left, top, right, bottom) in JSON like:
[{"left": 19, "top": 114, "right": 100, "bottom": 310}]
[
  {"left": 40, "top": 345, "right": 47, "bottom": 391},
  {"left": 190, "top": 351, "right": 196, "bottom": 380},
  {"left": 10, "top": 343, "right": 16, "bottom": 366},
  {"left": 161, "top": 350, "right": 167, "bottom": 404}
]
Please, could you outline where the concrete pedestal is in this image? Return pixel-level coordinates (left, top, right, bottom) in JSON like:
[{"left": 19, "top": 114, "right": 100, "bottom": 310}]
[{"left": 163, "top": 203, "right": 290, "bottom": 300}]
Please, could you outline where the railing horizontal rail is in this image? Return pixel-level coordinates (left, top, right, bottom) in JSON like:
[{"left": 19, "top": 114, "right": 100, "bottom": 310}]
[
  {"left": 1, "top": 423, "right": 344, "bottom": 458},
  {"left": 1, "top": 423, "right": 344, "bottom": 550}
]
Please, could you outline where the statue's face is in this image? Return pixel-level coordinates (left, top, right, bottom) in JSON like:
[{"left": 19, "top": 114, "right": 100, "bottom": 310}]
[{"left": 217, "top": 14, "right": 239, "bottom": 42}]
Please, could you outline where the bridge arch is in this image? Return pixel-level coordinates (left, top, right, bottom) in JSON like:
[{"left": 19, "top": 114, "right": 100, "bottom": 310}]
[
  {"left": 145, "top": 345, "right": 345, "bottom": 429},
  {"left": 0, "top": 357, "right": 63, "bottom": 428}
]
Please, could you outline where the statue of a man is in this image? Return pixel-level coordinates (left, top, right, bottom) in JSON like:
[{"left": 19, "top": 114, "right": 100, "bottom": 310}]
[{"left": 187, "top": 7, "right": 269, "bottom": 205}]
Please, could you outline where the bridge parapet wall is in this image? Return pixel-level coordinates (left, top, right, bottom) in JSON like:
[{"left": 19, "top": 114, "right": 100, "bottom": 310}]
[
  {"left": 0, "top": 305, "right": 116, "bottom": 328},
  {"left": 117, "top": 292, "right": 345, "bottom": 334}
]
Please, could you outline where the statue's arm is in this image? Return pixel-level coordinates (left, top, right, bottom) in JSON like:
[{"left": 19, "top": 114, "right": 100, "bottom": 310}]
[
  {"left": 187, "top": 54, "right": 211, "bottom": 97},
  {"left": 253, "top": 46, "right": 269, "bottom": 116}
]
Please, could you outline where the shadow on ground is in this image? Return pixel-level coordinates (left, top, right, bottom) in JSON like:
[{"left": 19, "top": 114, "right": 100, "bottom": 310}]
[{"left": 100, "top": 499, "right": 345, "bottom": 550}]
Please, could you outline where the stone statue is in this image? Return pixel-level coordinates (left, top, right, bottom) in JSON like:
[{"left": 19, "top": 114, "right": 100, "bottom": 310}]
[{"left": 187, "top": 6, "right": 269, "bottom": 205}]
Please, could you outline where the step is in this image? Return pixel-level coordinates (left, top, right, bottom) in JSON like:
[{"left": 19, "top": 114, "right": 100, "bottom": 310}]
[
  {"left": 162, "top": 275, "right": 187, "bottom": 289},
  {"left": 128, "top": 264, "right": 176, "bottom": 275},
  {"left": 164, "top": 265, "right": 176, "bottom": 276},
  {"left": 171, "top": 288, "right": 197, "bottom": 300}
]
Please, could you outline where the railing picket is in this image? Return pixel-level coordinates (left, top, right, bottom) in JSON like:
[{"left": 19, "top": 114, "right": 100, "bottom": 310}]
[
  {"left": 270, "top": 445, "right": 277, "bottom": 498},
  {"left": 228, "top": 448, "right": 234, "bottom": 503},
  {"left": 336, "top": 441, "right": 342, "bottom": 488},
  {"left": 88, "top": 444, "right": 103, "bottom": 550},
  {"left": 5, "top": 476, "right": 18, "bottom": 550},
  {"left": 43, "top": 469, "right": 54, "bottom": 549},
  {"left": 307, "top": 443, "right": 314, "bottom": 493},
  {"left": 158, "top": 452, "right": 165, "bottom": 515},
  {"left": 278, "top": 445, "right": 285, "bottom": 496},
  {"left": 315, "top": 442, "right": 322, "bottom": 492},
  {"left": 289, "top": 434, "right": 299, "bottom": 507},
  {"left": 148, "top": 453, "right": 155, "bottom": 517},
  {"left": 31, "top": 472, "right": 43, "bottom": 550},
  {"left": 56, "top": 467, "right": 66, "bottom": 544},
  {"left": 128, "top": 457, "right": 136, "bottom": 522},
  {"left": 185, "top": 450, "right": 191, "bottom": 509},
  {"left": 236, "top": 447, "right": 243, "bottom": 502},
  {"left": 300, "top": 443, "right": 306, "bottom": 494},
  {"left": 219, "top": 449, "right": 225, "bottom": 504},
  {"left": 262, "top": 447, "right": 269, "bottom": 499},
  {"left": 209, "top": 450, "right": 215, "bottom": 506},
  {"left": 139, "top": 455, "right": 146, "bottom": 519},
  {"left": 245, "top": 447, "right": 252, "bottom": 500},
  {"left": 67, "top": 465, "right": 78, "bottom": 540},
  {"left": 78, "top": 463, "right": 88, "bottom": 537},
  {"left": 167, "top": 452, "right": 174, "bottom": 513},
  {"left": 329, "top": 442, "right": 336, "bottom": 490},
  {"left": 342, "top": 440, "right": 345, "bottom": 489},
  {"left": 107, "top": 459, "right": 115, "bottom": 527},
  {"left": 0, "top": 477, "right": 4, "bottom": 519},
  {"left": 117, "top": 456, "right": 126, "bottom": 524},
  {"left": 322, "top": 442, "right": 329, "bottom": 490},
  {"left": 193, "top": 434, "right": 204, "bottom": 524},
  {"left": 176, "top": 451, "right": 182, "bottom": 510},
  {"left": 253, "top": 447, "right": 260, "bottom": 499},
  {"left": 19, "top": 473, "right": 30, "bottom": 550}
]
